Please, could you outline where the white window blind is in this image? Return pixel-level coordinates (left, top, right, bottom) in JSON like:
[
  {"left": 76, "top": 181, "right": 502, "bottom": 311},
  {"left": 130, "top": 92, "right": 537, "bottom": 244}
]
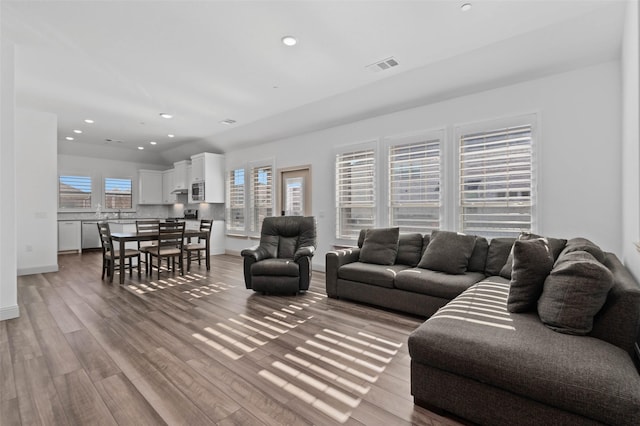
[
  {"left": 389, "top": 138, "right": 441, "bottom": 232},
  {"left": 459, "top": 124, "right": 533, "bottom": 238},
  {"left": 59, "top": 175, "right": 92, "bottom": 209},
  {"left": 226, "top": 168, "right": 245, "bottom": 232},
  {"left": 104, "top": 177, "right": 132, "bottom": 209},
  {"left": 249, "top": 164, "right": 273, "bottom": 232},
  {"left": 336, "top": 148, "right": 375, "bottom": 239}
]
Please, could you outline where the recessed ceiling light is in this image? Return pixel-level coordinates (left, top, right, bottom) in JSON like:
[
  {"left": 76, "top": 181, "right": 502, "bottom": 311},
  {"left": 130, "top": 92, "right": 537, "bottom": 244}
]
[
  {"left": 220, "top": 119, "right": 237, "bottom": 125},
  {"left": 84, "top": 119, "right": 94, "bottom": 124},
  {"left": 167, "top": 134, "right": 175, "bottom": 138},
  {"left": 281, "top": 35, "right": 297, "bottom": 46},
  {"left": 150, "top": 141, "right": 157, "bottom": 145},
  {"left": 73, "top": 129, "right": 82, "bottom": 134},
  {"left": 159, "top": 113, "right": 173, "bottom": 119},
  {"left": 138, "top": 146, "right": 144, "bottom": 150},
  {"left": 65, "top": 136, "right": 74, "bottom": 141},
  {"left": 461, "top": 3, "right": 472, "bottom": 12}
]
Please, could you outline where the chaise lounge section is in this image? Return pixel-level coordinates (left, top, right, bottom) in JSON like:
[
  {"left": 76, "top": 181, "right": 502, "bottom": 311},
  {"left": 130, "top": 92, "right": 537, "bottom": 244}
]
[{"left": 326, "top": 228, "right": 640, "bottom": 425}]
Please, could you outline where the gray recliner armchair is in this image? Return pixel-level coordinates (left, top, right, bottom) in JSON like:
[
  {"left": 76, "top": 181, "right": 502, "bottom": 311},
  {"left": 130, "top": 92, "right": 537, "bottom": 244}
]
[{"left": 241, "top": 216, "right": 317, "bottom": 294}]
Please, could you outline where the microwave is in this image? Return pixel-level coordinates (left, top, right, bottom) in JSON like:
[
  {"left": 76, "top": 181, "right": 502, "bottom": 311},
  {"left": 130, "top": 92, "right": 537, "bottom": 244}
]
[{"left": 192, "top": 182, "right": 205, "bottom": 201}]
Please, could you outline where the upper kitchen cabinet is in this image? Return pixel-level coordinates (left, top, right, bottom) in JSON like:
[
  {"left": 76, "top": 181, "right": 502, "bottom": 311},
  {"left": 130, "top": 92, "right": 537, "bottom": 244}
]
[
  {"left": 173, "top": 160, "right": 190, "bottom": 192},
  {"left": 162, "top": 169, "right": 177, "bottom": 204},
  {"left": 190, "top": 153, "right": 224, "bottom": 203},
  {"left": 138, "top": 170, "right": 163, "bottom": 204}
]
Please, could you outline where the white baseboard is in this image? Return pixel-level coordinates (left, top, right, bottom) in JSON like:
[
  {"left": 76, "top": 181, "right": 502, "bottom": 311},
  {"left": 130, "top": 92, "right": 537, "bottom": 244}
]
[
  {"left": 17, "top": 264, "right": 59, "bottom": 276},
  {"left": 0, "top": 305, "right": 20, "bottom": 321},
  {"left": 225, "top": 249, "right": 242, "bottom": 256}
]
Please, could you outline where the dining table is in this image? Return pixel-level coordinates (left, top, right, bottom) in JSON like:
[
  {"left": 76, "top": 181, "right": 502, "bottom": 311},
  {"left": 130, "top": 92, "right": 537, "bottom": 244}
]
[{"left": 110, "top": 228, "right": 211, "bottom": 284}]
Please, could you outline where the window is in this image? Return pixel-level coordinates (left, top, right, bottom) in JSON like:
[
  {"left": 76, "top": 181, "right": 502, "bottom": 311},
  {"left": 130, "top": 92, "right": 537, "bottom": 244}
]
[
  {"left": 249, "top": 164, "right": 273, "bottom": 232},
  {"left": 458, "top": 123, "right": 534, "bottom": 238},
  {"left": 226, "top": 168, "right": 245, "bottom": 232},
  {"left": 59, "top": 175, "right": 92, "bottom": 209},
  {"left": 388, "top": 137, "right": 441, "bottom": 233},
  {"left": 335, "top": 148, "right": 375, "bottom": 239},
  {"left": 104, "top": 177, "right": 132, "bottom": 209}
]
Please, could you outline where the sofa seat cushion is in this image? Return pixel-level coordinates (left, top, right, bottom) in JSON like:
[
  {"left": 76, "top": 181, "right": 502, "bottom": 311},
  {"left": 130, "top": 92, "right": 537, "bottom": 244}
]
[
  {"left": 395, "top": 268, "right": 485, "bottom": 299},
  {"left": 408, "top": 278, "right": 640, "bottom": 425},
  {"left": 338, "top": 262, "right": 409, "bottom": 289},
  {"left": 251, "top": 258, "right": 299, "bottom": 277}
]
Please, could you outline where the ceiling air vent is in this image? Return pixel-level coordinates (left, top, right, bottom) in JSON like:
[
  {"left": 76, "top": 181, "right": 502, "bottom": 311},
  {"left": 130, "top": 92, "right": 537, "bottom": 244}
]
[
  {"left": 366, "top": 56, "right": 399, "bottom": 73},
  {"left": 220, "top": 119, "right": 237, "bottom": 125}
]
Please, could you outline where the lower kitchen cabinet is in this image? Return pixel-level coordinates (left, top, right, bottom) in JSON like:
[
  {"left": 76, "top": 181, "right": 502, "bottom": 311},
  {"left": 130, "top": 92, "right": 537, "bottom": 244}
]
[{"left": 58, "top": 221, "right": 81, "bottom": 252}]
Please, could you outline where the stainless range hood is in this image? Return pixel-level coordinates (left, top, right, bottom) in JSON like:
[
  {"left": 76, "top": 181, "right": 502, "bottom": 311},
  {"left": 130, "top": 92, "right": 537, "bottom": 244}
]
[{"left": 171, "top": 187, "right": 188, "bottom": 194}]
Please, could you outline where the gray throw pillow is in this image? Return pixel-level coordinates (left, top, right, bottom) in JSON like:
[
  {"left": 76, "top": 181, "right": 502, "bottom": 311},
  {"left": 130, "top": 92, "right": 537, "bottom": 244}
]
[
  {"left": 507, "top": 239, "right": 554, "bottom": 313},
  {"left": 418, "top": 230, "right": 476, "bottom": 275},
  {"left": 537, "top": 251, "right": 614, "bottom": 335},
  {"left": 500, "top": 232, "right": 567, "bottom": 279},
  {"left": 359, "top": 227, "right": 400, "bottom": 266}
]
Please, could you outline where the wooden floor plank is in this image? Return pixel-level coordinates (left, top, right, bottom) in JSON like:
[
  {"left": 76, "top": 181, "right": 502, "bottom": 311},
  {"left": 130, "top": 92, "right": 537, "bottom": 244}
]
[
  {"left": 52, "top": 369, "right": 117, "bottom": 425},
  {"left": 93, "top": 373, "right": 167, "bottom": 426},
  {"left": 6, "top": 252, "right": 463, "bottom": 426}
]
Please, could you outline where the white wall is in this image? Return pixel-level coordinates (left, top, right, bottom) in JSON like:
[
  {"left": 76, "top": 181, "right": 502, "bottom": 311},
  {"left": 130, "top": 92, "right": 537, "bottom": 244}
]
[
  {"left": 622, "top": 0, "right": 640, "bottom": 280},
  {"left": 16, "top": 109, "right": 58, "bottom": 275},
  {"left": 225, "top": 61, "right": 622, "bottom": 270},
  {"left": 0, "top": 39, "right": 19, "bottom": 320}
]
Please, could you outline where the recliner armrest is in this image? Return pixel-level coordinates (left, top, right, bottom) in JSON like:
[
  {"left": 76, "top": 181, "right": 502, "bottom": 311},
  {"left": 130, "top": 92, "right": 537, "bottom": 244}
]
[
  {"left": 294, "top": 246, "right": 315, "bottom": 261},
  {"left": 241, "top": 245, "right": 272, "bottom": 262}
]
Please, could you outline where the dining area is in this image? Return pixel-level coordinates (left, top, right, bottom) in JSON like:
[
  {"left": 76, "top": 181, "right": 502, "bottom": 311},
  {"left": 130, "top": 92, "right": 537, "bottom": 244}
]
[{"left": 97, "top": 219, "right": 214, "bottom": 285}]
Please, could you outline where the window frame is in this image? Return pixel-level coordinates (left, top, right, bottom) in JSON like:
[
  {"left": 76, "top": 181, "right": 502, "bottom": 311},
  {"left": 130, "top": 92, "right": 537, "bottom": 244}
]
[
  {"left": 248, "top": 161, "right": 274, "bottom": 236},
  {"left": 58, "top": 174, "right": 93, "bottom": 211},
  {"left": 225, "top": 167, "right": 247, "bottom": 234},
  {"left": 225, "top": 158, "right": 275, "bottom": 237},
  {"left": 454, "top": 113, "right": 539, "bottom": 238},
  {"left": 103, "top": 176, "right": 133, "bottom": 211},
  {"left": 383, "top": 130, "right": 444, "bottom": 234},
  {"left": 334, "top": 140, "right": 377, "bottom": 244}
]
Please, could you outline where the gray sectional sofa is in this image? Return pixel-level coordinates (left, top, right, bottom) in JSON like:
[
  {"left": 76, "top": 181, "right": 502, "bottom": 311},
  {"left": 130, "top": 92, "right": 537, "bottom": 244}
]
[{"left": 325, "top": 228, "right": 640, "bottom": 425}]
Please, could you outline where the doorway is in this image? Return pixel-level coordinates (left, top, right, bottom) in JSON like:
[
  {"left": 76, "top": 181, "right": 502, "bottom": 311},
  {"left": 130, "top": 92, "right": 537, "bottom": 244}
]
[{"left": 279, "top": 166, "right": 311, "bottom": 216}]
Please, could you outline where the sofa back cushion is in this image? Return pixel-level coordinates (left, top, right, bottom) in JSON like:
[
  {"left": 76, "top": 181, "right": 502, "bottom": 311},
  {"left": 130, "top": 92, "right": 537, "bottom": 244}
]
[
  {"left": 359, "top": 227, "right": 400, "bottom": 265},
  {"left": 418, "top": 230, "right": 476, "bottom": 275},
  {"left": 395, "top": 233, "right": 424, "bottom": 267},
  {"left": 500, "top": 233, "right": 567, "bottom": 279},
  {"left": 485, "top": 238, "right": 516, "bottom": 276},
  {"left": 537, "top": 251, "right": 613, "bottom": 335},
  {"left": 467, "top": 236, "right": 489, "bottom": 273},
  {"left": 559, "top": 237, "right": 606, "bottom": 264},
  {"left": 590, "top": 253, "right": 640, "bottom": 354}
]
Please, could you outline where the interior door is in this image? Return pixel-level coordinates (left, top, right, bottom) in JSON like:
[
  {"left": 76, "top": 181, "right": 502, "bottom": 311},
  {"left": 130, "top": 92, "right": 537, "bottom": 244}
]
[{"left": 280, "top": 167, "right": 311, "bottom": 216}]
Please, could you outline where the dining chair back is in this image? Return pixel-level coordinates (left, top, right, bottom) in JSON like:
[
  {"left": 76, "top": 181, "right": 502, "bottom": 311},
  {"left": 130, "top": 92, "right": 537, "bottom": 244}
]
[
  {"left": 185, "top": 219, "right": 213, "bottom": 271},
  {"left": 97, "top": 221, "right": 141, "bottom": 282},
  {"left": 149, "top": 221, "right": 186, "bottom": 279},
  {"left": 136, "top": 220, "right": 160, "bottom": 274}
]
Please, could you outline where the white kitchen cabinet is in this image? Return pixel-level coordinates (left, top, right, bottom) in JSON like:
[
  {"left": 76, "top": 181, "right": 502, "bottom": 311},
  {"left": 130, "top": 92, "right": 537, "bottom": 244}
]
[
  {"left": 138, "top": 170, "right": 163, "bottom": 204},
  {"left": 187, "top": 165, "right": 194, "bottom": 204},
  {"left": 191, "top": 155, "right": 205, "bottom": 183},
  {"left": 190, "top": 153, "right": 225, "bottom": 203},
  {"left": 108, "top": 222, "right": 137, "bottom": 249},
  {"left": 173, "top": 160, "right": 190, "bottom": 192},
  {"left": 162, "top": 169, "right": 177, "bottom": 204},
  {"left": 58, "top": 221, "right": 81, "bottom": 252}
]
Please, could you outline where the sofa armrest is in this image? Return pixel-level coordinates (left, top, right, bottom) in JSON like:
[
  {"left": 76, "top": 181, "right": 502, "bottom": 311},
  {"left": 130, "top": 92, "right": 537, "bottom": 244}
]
[{"left": 325, "top": 248, "right": 361, "bottom": 298}]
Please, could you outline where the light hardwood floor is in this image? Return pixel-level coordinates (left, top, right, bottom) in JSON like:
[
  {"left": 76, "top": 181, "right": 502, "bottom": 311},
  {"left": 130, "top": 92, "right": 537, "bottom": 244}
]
[{"left": 1, "top": 252, "right": 464, "bottom": 425}]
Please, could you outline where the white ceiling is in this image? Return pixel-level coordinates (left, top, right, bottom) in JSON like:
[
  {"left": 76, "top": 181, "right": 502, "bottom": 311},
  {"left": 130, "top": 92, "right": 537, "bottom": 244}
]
[{"left": 1, "top": 0, "right": 627, "bottom": 165}]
